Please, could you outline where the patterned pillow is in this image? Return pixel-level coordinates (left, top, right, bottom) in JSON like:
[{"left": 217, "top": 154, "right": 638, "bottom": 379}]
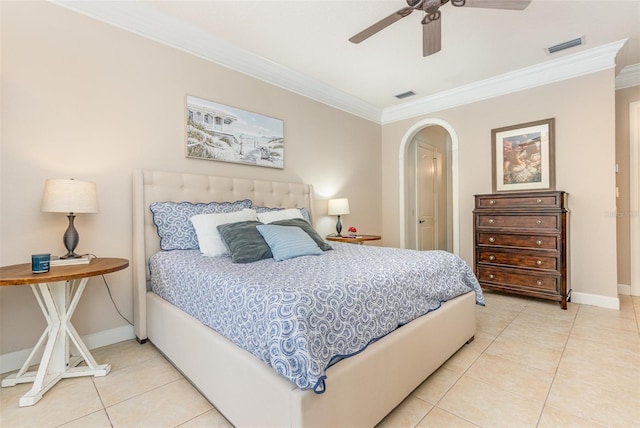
[
  {"left": 256, "top": 224, "right": 324, "bottom": 261},
  {"left": 254, "top": 206, "right": 311, "bottom": 223},
  {"left": 150, "top": 200, "right": 252, "bottom": 250}
]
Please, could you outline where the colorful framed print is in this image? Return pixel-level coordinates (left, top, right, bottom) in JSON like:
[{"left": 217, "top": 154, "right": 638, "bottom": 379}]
[{"left": 491, "top": 118, "right": 555, "bottom": 192}]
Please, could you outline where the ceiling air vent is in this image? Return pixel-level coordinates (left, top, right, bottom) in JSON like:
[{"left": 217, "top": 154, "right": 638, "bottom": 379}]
[
  {"left": 545, "top": 36, "right": 585, "bottom": 55},
  {"left": 394, "top": 90, "right": 416, "bottom": 100}
]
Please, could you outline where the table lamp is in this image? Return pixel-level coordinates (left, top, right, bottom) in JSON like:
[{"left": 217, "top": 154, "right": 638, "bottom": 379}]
[
  {"left": 327, "top": 198, "right": 349, "bottom": 237},
  {"left": 41, "top": 178, "right": 98, "bottom": 259}
]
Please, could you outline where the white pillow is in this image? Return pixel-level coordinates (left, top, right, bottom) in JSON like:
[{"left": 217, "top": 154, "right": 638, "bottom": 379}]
[
  {"left": 256, "top": 208, "right": 305, "bottom": 224},
  {"left": 190, "top": 208, "right": 258, "bottom": 257}
]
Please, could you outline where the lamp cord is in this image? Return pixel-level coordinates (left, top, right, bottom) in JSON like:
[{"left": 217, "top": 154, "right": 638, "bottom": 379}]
[
  {"left": 100, "top": 274, "right": 133, "bottom": 326},
  {"left": 84, "top": 253, "right": 133, "bottom": 326}
]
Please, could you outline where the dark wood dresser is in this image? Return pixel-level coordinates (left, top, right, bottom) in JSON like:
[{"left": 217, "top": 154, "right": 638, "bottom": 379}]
[{"left": 473, "top": 191, "right": 570, "bottom": 309}]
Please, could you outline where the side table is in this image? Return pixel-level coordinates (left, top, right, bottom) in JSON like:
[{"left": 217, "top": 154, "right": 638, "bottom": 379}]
[
  {"left": 0, "top": 257, "right": 129, "bottom": 406},
  {"left": 326, "top": 234, "right": 381, "bottom": 244}
]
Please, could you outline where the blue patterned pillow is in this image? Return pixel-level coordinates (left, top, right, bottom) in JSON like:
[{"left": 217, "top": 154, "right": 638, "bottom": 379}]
[
  {"left": 150, "top": 200, "right": 252, "bottom": 250},
  {"left": 256, "top": 224, "right": 323, "bottom": 261}
]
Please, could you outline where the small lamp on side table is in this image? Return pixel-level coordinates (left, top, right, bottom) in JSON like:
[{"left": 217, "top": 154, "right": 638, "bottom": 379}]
[
  {"left": 41, "top": 178, "right": 98, "bottom": 259},
  {"left": 327, "top": 198, "right": 349, "bottom": 237}
]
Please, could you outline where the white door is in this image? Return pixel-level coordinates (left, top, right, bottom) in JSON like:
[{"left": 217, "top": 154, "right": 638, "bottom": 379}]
[{"left": 417, "top": 145, "right": 438, "bottom": 251}]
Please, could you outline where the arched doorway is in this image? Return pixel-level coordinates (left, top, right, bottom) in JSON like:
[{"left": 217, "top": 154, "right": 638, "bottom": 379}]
[{"left": 398, "top": 119, "right": 460, "bottom": 254}]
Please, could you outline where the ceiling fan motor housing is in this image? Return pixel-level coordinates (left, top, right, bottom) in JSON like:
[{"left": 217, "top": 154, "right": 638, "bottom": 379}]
[{"left": 406, "top": 0, "right": 451, "bottom": 11}]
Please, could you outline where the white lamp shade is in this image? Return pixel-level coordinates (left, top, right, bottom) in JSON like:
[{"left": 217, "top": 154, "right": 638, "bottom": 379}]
[
  {"left": 41, "top": 179, "right": 98, "bottom": 214},
  {"left": 327, "top": 198, "right": 350, "bottom": 216}
]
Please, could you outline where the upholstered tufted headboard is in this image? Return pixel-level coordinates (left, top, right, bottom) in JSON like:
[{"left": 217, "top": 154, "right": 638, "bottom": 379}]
[{"left": 132, "top": 169, "right": 314, "bottom": 341}]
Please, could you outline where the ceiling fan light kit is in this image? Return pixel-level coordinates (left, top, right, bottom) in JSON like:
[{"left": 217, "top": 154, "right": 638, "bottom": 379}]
[{"left": 349, "top": 0, "right": 532, "bottom": 57}]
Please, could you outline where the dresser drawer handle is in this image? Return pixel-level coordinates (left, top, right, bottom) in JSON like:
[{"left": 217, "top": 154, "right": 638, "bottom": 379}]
[
  {"left": 489, "top": 274, "right": 495, "bottom": 280},
  {"left": 536, "top": 239, "right": 543, "bottom": 246},
  {"left": 489, "top": 200, "right": 495, "bottom": 205},
  {"left": 488, "top": 218, "right": 495, "bottom": 224},
  {"left": 536, "top": 280, "right": 543, "bottom": 286},
  {"left": 536, "top": 260, "right": 543, "bottom": 265},
  {"left": 489, "top": 255, "right": 496, "bottom": 261},
  {"left": 536, "top": 199, "right": 542, "bottom": 204},
  {"left": 536, "top": 219, "right": 543, "bottom": 225},
  {"left": 489, "top": 237, "right": 496, "bottom": 243}
]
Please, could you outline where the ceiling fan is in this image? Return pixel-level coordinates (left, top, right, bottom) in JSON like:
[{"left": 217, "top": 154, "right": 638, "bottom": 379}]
[{"left": 349, "top": 0, "right": 532, "bottom": 57}]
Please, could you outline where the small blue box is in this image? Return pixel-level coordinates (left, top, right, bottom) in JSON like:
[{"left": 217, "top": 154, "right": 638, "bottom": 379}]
[{"left": 31, "top": 254, "right": 50, "bottom": 273}]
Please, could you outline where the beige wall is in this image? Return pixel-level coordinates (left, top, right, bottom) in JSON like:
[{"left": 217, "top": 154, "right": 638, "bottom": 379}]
[
  {"left": 382, "top": 70, "right": 619, "bottom": 300},
  {"left": 0, "top": 2, "right": 381, "bottom": 355},
  {"left": 615, "top": 85, "right": 640, "bottom": 286}
]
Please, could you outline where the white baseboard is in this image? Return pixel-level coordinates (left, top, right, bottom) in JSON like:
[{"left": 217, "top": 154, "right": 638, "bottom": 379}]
[
  {"left": 571, "top": 291, "right": 620, "bottom": 310},
  {"left": 618, "top": 283, "right": 631, "bottom": 296},
  {"left": 0, "top": 324, "right": 135, "bottom": 375}
]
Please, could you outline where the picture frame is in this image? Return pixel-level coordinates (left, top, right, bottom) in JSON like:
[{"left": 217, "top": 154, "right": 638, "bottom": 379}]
[
  {"left": 186, "top": 95, "right": 284, "bottom": 169},
  {"left": 491, "top": 118, "right": 555, "bottom": 193}
]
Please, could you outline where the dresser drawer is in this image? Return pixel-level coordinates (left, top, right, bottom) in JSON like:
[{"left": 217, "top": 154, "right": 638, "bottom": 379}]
[
  {"left": 477, "top": 249, "right": 558, "bottom": 270},
  {"left": 477, "top": 232, "right": 559, "bottom": 250},
  {"left": 476, "top": 214, "right": 559, "bottom": 230},
  {"left": 475, "top": 193, "right": 564, "bottom": 210},
  {"left": 477, "top": 266, "right": 559, "bottom": 292}
]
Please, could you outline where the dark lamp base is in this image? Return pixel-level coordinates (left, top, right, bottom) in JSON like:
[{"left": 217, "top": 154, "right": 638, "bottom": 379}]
[
  {"left": 62, "top": 214, "right": 82, "bottom": 259},
  {"left": 60, "top": 253, "right": 82, "bottom": 259}
]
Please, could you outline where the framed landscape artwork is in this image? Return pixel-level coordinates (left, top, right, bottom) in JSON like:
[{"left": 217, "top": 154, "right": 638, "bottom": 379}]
[
  {"left": 491, "top": 118, "right": 555, "bottom": 192},
  {"left": 186, "top": 95, "right": 284, "bottom": 169}
]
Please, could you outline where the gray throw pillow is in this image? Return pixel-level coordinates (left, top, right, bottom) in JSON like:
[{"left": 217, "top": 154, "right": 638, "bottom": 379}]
[{"left": 217, "top": 221, "right": 272, "bottom": 263}]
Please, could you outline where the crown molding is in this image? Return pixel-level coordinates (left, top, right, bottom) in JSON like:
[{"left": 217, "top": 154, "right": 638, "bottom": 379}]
[
  {"left": 616, "top": 63, "right": 640, "bottom": 90},
  {"left": 51, "top": 2, "right": 630, "bottom": 126},
  {"left": 381, "top": 39, "right": 628, "bottom": 124}
]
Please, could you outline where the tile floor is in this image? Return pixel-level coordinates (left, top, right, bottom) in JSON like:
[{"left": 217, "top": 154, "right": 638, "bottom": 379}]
[{"left": 1, "top": 292, "right": 639, "bottom": 427}]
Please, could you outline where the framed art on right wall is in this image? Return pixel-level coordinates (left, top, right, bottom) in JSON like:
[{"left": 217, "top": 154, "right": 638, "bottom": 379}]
[{"left": 491, "top": 118, "right": 555, "bottom": 192}]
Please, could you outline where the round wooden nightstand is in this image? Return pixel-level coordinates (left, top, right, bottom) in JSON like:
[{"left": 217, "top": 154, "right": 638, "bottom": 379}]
[
  {"left": 326, "top": 234, "right": 381, "bottom": 244},
  {"left": 0, "top": 257, "right": 129, "bottom": 406}
]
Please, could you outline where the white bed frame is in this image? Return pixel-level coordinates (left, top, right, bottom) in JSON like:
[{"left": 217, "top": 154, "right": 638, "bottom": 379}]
[{"left": 132, "top": 169, "right": 476, "bottom": 428}]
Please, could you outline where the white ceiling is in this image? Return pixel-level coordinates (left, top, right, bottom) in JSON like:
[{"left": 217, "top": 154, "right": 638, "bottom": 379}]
[{"left": 56, "top": 0, "right": 640, "bottom": 122}]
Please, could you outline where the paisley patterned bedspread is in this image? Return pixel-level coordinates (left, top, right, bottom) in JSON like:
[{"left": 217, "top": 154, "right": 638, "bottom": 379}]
[{"left": 149, "top": 243, "right": 483, "bottom": 393}]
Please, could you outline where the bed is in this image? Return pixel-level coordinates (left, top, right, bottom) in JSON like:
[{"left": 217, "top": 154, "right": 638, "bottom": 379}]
[{"left": 132, "top": 169, "right": 482, "bottom": 428}]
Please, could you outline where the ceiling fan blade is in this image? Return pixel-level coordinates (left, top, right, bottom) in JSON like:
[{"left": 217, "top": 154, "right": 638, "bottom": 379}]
[
  {"left": 349, "top": 6, "right": 414, "bottom": 44},
  {"left": 422, "top": 15, "right": 441, "bottom": 57},
  {"left": 456, "top": 0, "right": 531, "bottom": 10}
]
